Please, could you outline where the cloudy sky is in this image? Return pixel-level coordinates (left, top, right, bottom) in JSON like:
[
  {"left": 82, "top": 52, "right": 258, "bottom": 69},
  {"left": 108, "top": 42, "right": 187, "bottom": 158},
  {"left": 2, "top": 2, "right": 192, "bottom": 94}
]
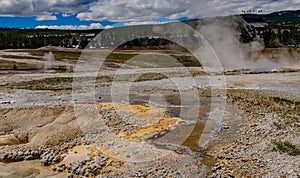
[{"left": 0, "top": 0, "right": 299, "bottom": 29}]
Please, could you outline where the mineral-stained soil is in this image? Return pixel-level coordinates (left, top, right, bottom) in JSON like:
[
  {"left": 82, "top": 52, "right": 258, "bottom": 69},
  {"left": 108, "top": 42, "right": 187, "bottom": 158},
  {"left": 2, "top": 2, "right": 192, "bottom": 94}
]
[{"left": 0, "top": 49, "right": 299, "bottom": 177}]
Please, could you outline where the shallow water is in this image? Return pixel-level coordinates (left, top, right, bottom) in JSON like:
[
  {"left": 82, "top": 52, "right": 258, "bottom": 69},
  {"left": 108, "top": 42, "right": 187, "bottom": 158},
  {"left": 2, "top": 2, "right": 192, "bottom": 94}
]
[
  {"left": 98, "top": 92, "right": 244, "bottom": 151},
  {"left": 120, "top": 92, "right": 246, "bottom": 169}
]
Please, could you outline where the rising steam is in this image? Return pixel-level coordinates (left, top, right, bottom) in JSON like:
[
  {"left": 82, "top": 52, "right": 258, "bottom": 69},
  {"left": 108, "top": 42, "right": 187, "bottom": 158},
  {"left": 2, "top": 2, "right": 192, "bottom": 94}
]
[
  {"left": 196, "top": 17, "right": 300, "bottom": 71},
  {"left": 43, "top": 51, "right": 55, "bottom": 71}
]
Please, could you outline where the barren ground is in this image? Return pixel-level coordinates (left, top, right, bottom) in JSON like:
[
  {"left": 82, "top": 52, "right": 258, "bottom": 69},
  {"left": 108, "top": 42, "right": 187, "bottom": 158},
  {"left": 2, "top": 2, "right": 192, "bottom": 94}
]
[{"left": 0, "top": 48, "right": 299, "bottom": 177}]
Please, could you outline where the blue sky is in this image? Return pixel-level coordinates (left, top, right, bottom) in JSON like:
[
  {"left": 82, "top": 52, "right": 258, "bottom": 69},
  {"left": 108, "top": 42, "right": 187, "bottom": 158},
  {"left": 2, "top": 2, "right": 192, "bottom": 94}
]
[
  {"left": 0, "top": 13, "right": 117, "bottom": 29},
  {"left": 0, "top": 12, "right": 190, "bottom": 29},
  {"left": 0, "top": 0, "right": 298, "bottom": 29},
  {"left": 0, "top": 12, "right": 191, "bottom": 29}
]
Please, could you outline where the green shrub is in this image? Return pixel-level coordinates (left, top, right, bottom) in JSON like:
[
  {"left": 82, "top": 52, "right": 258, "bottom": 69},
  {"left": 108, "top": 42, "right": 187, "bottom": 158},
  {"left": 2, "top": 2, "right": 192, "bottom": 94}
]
[{"left": 273, "top": 141, "right": 300, "bottom": 156}]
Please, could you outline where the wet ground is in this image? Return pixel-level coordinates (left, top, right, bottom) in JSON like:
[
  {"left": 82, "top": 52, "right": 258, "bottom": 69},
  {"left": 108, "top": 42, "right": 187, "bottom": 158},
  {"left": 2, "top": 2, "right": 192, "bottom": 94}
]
[{"left": 0, "top": 48, "right": 299, "bottom": 177}]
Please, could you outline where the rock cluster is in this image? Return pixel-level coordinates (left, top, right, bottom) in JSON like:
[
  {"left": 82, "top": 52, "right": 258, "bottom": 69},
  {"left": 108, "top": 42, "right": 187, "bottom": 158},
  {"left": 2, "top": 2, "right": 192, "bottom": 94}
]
[
  {"left": 1, "top": 148, "right": 41, "bottom": 162},
  {"left": 41, "top": 150, "right": 61, "bottom": 166},
  {"left": 51, "top": 151, "right": 110, "bottom": 177}
]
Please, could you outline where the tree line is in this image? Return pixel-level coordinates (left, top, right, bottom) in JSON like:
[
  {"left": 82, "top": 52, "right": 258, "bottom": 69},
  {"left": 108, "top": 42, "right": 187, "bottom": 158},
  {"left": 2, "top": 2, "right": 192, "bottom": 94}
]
[
  {"left": 0, "top": 28, "right": 102, "bottom": 49},
  {"left": 263, "top": 28, "right": 300, "bottom": 48},
  {"left": 0, "top": 26, "right": 299, "bottom": 50}
]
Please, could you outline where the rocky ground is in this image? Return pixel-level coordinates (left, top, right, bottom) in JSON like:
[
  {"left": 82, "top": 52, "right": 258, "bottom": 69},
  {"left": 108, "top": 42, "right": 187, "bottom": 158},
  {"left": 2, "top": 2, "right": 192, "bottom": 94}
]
[
  {"left": 0, "top": 48, "right": 299, "bottom": 177},
  {"left": 210, "top": 89, "right": 300, "bottom": 177},
  {"left": 0, "top": 100, "right": 209, "bottom": 177}
]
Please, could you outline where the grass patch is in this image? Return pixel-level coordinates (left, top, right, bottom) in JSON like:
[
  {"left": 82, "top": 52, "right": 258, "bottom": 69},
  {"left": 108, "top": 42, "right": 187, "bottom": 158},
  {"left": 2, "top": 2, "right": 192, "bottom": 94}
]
[
  {"left": 0, "top": 60, "right": 41, "bottom": 70},
  {"left": 17, "top": 50, "right": 81, "bottom": 60},
  {"left": 4, "top": 76, "right": 114, "bottom": 91},
  {"left": 272, "top": 97, "right": 300, "bottom": 106},
  {"left": 171, "top": 55, "right": 201, "bottom": 67},
  {"left": 2, "top": 73, "right": 167, "bottom": 91},
  {"left": 134, "top": 73, "right": 168, "bottom": 82},
  {"left": 52, "top": 51, "right": 81, "bottom": 60},
  {"left": 96, "top": 75, "right": 114, "bottom": 82},
  {"left": 273, "top": 141, "right": 300, "bottom": 156},
  {"left": 105, "top": 53, "right": 201, "bottom": 67},
  {"left": 0, "top": 55, "right": 41, "bottom": 60},
  {"left": 97, "top": 73, "right": 168, "bottom": 83},
  {"left": 13, "top": 50, "right": 202, "bottom": 67},
  {"left": 106, "top": 53, "right": 138, "bottom": 63},
  {"left": 5, "top": 77, "right": 74, "bottom": 91},
  {"left": 227, "top": 90, "right": 300, "bottom": 128}
]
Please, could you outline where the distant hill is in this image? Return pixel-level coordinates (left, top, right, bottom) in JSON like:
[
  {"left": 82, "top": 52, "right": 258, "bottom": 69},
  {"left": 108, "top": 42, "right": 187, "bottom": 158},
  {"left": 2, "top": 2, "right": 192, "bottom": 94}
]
[
  {"left": 261, "top": 10, "right": 300, "bottom": 28},
  {"left": 182, "top": 10, "right": 300, "bottom": 28}
]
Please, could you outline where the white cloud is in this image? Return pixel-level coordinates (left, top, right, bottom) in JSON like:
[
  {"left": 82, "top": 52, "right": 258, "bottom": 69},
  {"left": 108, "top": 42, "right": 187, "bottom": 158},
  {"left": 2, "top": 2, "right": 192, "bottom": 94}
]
[
  {"left": 31, "top": 0, "right": 93, "bottom": 14},
  {"left": 62, "top": 13, "right": 73, "bottom": 17},
  {"left": 35, "top": 14, "right": 57, "bottom": 21},
  {"left": 35, "top": 23, "right": 103, "bottom": 30},
  {"left": 104, "top": 25, "right": 113, "bottom": 29},
  {"left": 0, "top": 0, "right": 299, "bottom": 22},
  {"left": 0, "top": 0, "right": 93, "bottom": 16},
  {"left": 0, "top": 0, "right": 34, "bottom": 15},
  {"left": 124, "top": 20, "right": 177, "bottom": 26},
  {"left": 292, "top": 0, "right": 300, "bottom": 4},
  {"left": 76, "top": 0, "right": 300, "bottom": 21},
  {"left": 36, "top": 25, "right": 77, "bottom": 30},
  {"left": 78, "top": 23, "right": 103, "bottom": 29},
  {"left": 77, "top": 0, "right": 191, "bottom": 21}
]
